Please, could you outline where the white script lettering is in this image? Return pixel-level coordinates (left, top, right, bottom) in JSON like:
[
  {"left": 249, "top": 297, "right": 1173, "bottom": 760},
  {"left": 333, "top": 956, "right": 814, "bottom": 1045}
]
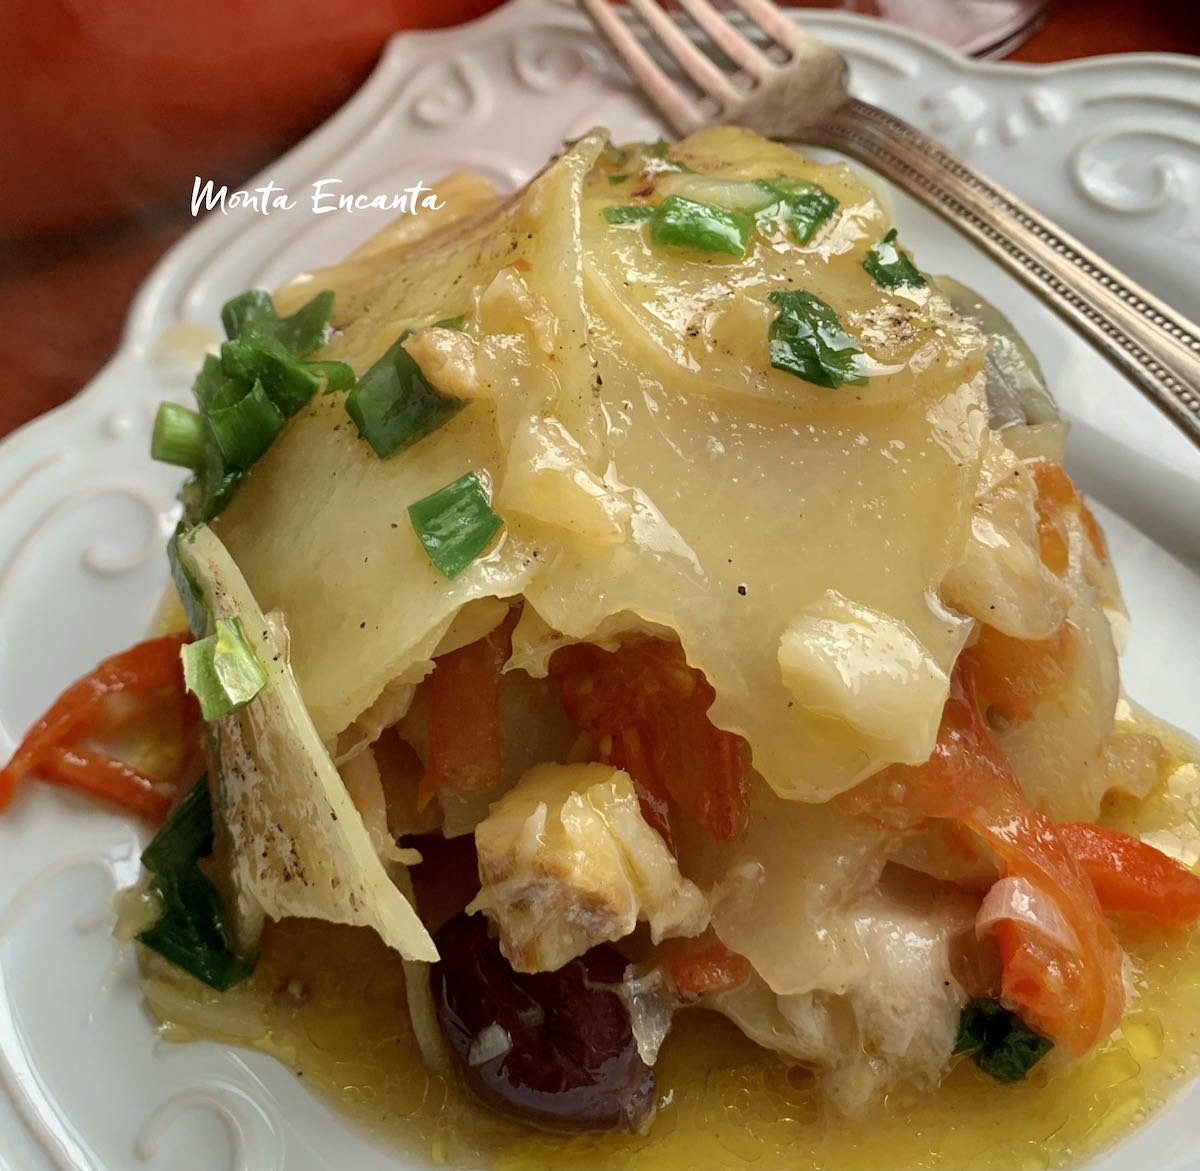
[{"left": 191, "top": 177, "right": 296, "bottom": 217}]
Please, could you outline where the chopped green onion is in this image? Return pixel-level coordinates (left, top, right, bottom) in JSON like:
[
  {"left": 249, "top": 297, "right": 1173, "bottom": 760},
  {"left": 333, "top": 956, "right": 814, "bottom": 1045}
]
[
  {"left": 607, "top": 173, "right": 631, "bottom": 186},
  {"left": 432, "top": 315, "right": 467, "bottom": 331},
  {"left": 221, "top": 288, "right": 333, "bottom": 356},
  {"left": 863, "top": 228, "right": 927, "bottom": 289},
  {"left": 767, "top": 290, "right": 869, "bottom": 389},
  {"left": 658, "top": 174, "right": 779, "bottom": 215},
  {"left": 181, "top": 616, "right": 268, "bottom": 721},
  {"left": 220, "top": 339, "right": 353, "bottom": 416},
  {"left": 191, "top": 353, "right": 239, "bottom": 414},
  {"left": 953, "top": 998, "right": 1053, "bottom": 1083},
  {"left": 205, "top": 379, "right": 285, "bottom": 469},
  {"left": 196, "top": 456, "right": 244, "bottom": 524},
  {"left": 649, "top": 195, "right": 754, "bottom": 257},
  {"left": 152, "top": 289, "right": 343, "bottom": 524},
  {"left": 168, "top": 525, "right": 209, "bottom": 639},
  {"left": 755, "top": 178, "right": 839, "bottom": 244},
  {"left": 310, "top": 359, "right": 357, "bottom": 392},
  {"left": 345, "top": 335, "right": 465, "bottom": 460},
  {"left": 601, "top": 140, "right": 632, "bottom": 168},
  {"left": 141, "top": 775, "right": 214, "bottom": 874},
  {"left": 603, "top": 205, "right": 655, "bottom": 224},
  {"left": 408, "top": 471, "right": 503, "bottom": 579},
  {"left": 150, "top": 402, "right": 205, "bottom": 469},
  {"left": 137, "top": 777, "right": 255, "bottom": 991}
]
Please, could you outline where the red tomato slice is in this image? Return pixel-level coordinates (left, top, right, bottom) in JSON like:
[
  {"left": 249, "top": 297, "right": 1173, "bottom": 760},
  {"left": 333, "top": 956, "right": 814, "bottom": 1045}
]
[
  {"left": 1055, "top": 821, "right": 1200, "bottom": 928},
  {"left": 1030, "top": 462, "right": 1106, "bottom": 575},
  {"left": 838, "top": 665, "right": 1124, "bottom": 1056},
  {"left": 658, "top": 937, "right": 751, "bottom": 1001},
  {"left": 549, "top": 636, "right": 749, "bottom": 845},
  {"left": 418, "top": 608, "right": 518, "bottom": 809},
  {"left": 962, "top": 619, "right": 1076, "bottom": 728},
  {"left": 0, "top": 632, "right": 199, "bottom": 822}
]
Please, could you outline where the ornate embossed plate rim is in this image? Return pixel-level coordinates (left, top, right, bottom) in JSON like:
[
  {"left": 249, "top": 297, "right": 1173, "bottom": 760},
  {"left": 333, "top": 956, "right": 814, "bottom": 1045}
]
[{"left": 0, "top": 2, "right": 1198, "bottom": 1169}]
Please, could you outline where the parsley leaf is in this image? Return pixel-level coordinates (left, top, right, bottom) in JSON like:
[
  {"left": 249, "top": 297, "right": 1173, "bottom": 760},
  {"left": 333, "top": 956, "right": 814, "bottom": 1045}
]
[
  {"left": 766, "top": 290, "right": 869, "bottom": 388},
  {"left": 649, "top": 195, "right": 754, "bottom": 257},
  {"left": 863, "top": 228, "right": 927, "bottom": 289},
  {"left": 954, "top": 998, "right": 1054, "bottom": 1084},
  {"left": 754, "top": 178, "right": 839, "bottom": 244},
  {"left": 603, "top": 204, "right": 656, "bottom": 224}
]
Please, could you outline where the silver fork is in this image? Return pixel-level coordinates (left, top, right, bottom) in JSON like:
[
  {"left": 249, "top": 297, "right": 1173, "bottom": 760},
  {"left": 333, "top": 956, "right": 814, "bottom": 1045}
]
[{"left": 579, "top": 0, "right": 1200, "bottom": 450}]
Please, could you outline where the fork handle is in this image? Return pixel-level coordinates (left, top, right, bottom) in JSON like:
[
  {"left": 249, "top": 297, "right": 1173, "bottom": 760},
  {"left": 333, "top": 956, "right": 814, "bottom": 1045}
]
[{"left": 806, "top": 98, "right": 1200, "bottom": 449}]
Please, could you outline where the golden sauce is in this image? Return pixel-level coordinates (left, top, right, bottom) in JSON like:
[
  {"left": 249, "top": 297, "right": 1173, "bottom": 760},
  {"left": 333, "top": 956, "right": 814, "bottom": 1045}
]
[{"left": 137, "top": 737, "right": 1199, "bottom": 1171}]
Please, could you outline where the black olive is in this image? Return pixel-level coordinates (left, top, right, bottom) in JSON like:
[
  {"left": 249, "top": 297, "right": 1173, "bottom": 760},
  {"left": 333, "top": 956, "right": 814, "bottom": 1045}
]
[{"left": 431, "top": 912, "right": 656, "bottom": 1134}]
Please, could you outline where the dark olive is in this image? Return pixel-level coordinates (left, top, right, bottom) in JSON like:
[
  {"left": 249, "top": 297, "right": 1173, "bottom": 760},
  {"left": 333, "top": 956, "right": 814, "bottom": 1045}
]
[{"left": 431, "top": 912, "right": 656, "bottom": 1134}]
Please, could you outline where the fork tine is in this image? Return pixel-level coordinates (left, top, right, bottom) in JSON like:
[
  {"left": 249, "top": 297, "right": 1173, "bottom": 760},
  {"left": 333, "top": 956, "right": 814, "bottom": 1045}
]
[
  {"left": 579, "top": 0, "right": 709, "bottom": 134},
  {"left": 724, "top": 0, "right": 806, "bottom": 54},
  {"left": 673, "top": 0, "right": 776, "bottom": 79},
  {"left": 626, "top": 0, "right": 744, "bottom": 106}
]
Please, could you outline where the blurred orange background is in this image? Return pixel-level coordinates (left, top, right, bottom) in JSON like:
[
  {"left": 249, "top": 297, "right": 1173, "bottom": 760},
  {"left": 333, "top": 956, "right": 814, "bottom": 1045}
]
[{"left": 0, "top": 0, "right": 1195, "bottom": 438}]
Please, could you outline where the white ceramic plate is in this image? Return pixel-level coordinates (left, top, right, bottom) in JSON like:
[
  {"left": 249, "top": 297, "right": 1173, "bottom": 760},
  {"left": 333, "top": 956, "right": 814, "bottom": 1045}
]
[{"left": 2, "top": 3, "right": 1198, "bottom": 1169}]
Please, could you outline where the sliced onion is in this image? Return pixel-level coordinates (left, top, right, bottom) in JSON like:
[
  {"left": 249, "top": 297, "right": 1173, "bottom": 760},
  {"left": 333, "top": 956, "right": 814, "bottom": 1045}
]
[
  {"left": 656, "top": 172, "right": 778, "bottom": 214},
  {"left": 467, "top": 1021, "right": 514, "bottom": 1067},
  {"left": 934, "top": 275, "right": 1059, "bottom": 429},
  {"left": 619, "top": 968, "right": 676, "bottom": 1067},
  {"left": 975, "top": 874, "right": 1081, "bottom": 953}
]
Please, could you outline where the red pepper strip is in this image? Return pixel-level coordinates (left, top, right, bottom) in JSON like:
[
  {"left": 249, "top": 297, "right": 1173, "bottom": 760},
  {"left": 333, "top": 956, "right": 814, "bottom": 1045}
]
[
  {"left": 2, "top": 633, "right": 192, "bottom": 785},
  {"left": 1031, "top": 462, "right": 1106, "bottom": 574},
  {"left": 961, "top": 619, "right": 1076, "bottom": 729},
  {"left": 611, "top": 725, "right": 675, "bottom": 850},
  {"left": 418, "top": 608, "right": 519, "bottom": 811},
  {"left": 0, "top": 754, "right": 14, "bottom": 809},
  {"left": 36, "top": 744, "right": 173, "bottom": 824},
  {"left": 1055, "top": 821, "right": 1200, "bottom": 929},
  {"left": 658, "top": 938, "right": 751, "bottom": 1001},
  {"left": 549, "top": 636, "right": 749, "bottom": 845},
  {"left": 0, "top": 631, "right": 196, "bottom": 821},
  {"left": 838, "top": 665, "right": 1125, "bottom": 1056}
]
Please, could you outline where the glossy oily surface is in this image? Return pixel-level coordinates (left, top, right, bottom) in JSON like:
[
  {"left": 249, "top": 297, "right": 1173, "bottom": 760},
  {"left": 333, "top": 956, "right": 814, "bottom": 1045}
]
[{"left": 133, "top": 746, "right": 1198, "bottom": 1171}]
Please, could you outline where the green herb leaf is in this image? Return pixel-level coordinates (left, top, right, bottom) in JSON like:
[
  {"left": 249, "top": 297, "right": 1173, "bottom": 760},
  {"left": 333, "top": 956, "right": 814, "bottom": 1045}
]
[
  {"left": 954, "top": 999, "right": 1053, "bottom": 1084},
  {"left": 408, "top": 471, "right": 503, "bottom": 579},
  {"left": 153, "top": 290, "right": 343, "bottom": 525},
  {"left": 603, "top": 204, "right": 655, "bottom": 224},
  {"left": 221, "top": 288, "right": 334, "bottom": 357},
  {"left": 205, "top": 379, "right": 285, "bottom": 469},
  {"left": 141, "top": 776, "right": 214, "bottom": 874},
  {"left": 191, "top": 353, "right": 239, "bottom": 414},
  {"left": 137, "top": 777, "right": 255, "bottom": 991},
  {"left": 601, "top": 140, "right": 632, "bottom": 168},
  {"left": 432, "top": 315, "right": 467, "bottom": 332},
  {"left": 650, "top": 194, "right": 754, "bottom": 257},
  {"left": 766, "top": 290, "right": 869, "bottom": 388},
  {"left": 181, "top": 616, "right": 268, "bottom": 721},
  {"left": 168, "top": 525, "right": 209, "bottom": 639},
  {"left": 220, "top": 339, "right": 353, "bottom": 416},
  {"left": 345, "top": 335, "right": 465, "bottom": 460},
  {"left": 980, "top": 1025, "right": 1055, "bottom": 1084},
  {"left": 754, "top": 178, "right": 839, "bottom": 244},
  {"left": 150, "top": 402, "right": 205, "bottom": 469},
  {"left": 863, "top": 228, "right": 927, "bottom": 289},
  {"left": 661, "top": 175, "right": 779, "bottom": 215},
  {"left": 197, "top": 455, "right": 244, "bottom": 524}
]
